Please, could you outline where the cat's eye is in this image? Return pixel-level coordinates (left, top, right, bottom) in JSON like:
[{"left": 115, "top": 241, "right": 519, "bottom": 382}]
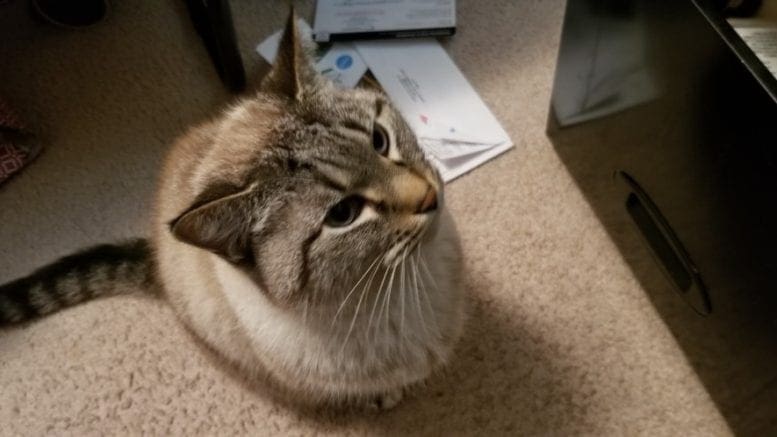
[
  {"left": 372, "top": 124, "right": 389, "bottom": 156},
  {"left": 325, "top": 196, "right": 365, "bottom": 227}
]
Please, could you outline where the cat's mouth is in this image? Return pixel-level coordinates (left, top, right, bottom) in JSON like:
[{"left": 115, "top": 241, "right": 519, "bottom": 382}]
[
  {"left": 383, "top": 188, "right": 443, "bottom": 268},
  {"left": 385, "top": 223, "right": 431, "bottom": 268}
]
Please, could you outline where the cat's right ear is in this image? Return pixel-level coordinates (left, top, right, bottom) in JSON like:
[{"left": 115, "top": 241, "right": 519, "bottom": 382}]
[
  {"left": 169, "top": 185, "right": 255, "bottom": 265},
  {"left": 358, "top": 73, "right": 387, "bottom": 96},
  {"left": 260, "top": 9, "right": 317, "bottom": 101}
]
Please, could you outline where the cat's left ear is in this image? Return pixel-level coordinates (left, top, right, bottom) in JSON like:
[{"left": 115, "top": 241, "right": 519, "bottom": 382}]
[
  {"left": 169, "top": 185, "right": 255, "bottom": 264},
  {"left": 260, "top": 9, "right": 318, "bottom": 101}
]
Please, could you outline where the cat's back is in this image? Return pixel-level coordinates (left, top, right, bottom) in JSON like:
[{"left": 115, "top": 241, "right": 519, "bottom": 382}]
[
  {"left": 149, "top": 99, "right": 284, "bottom": 373},
  {"left": 152, "top": 118, "right": 221, "bottom": 318},
  {"left": 155, "top": 118, "right": 219, "bottom": 223},
  {"left": 154, "top": 97, "right": 282, "bottom": 234}
]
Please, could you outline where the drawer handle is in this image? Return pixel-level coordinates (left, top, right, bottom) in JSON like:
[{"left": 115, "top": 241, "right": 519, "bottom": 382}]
[{"left": 618, "top": 171, "right": 711, "bottom": 315}]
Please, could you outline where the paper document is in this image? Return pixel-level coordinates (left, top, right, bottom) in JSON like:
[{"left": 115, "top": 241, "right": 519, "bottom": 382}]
[
  {"left": 312, "top": 0, "right": 456, "bottom": 42},
  {"left": 354, "top": 39, "right": 513, "bottom": 181},
  {"left": 256, "top": 20, "right": 368, "bottom": 89}
]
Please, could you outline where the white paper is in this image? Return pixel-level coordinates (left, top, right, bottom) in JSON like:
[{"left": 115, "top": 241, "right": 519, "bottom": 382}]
[
  {"left": 313, "top": 0, "right": 456, "bottom": 42},
  {"left": 354, "top": 39, "right": 513, "bottom": 181},
  {"left": 256, "top": 20, "right": 368, "bottom": 89}
]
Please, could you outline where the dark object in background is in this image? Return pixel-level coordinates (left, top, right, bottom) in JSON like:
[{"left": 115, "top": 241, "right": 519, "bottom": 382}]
[
  {"left": 547, "top": 0, "right": 777, "bottom": 435},
  {"left": 716, "top": 0, "right": 763, "bottom": 17},
  {"left": 29, "top": 0, "right": 245, "bottom": 93},
  {"left": 184, "top": 0, "right": 246, "bottom": 93},
  {"left": 32, "top": 0, "right": 108, "bottom": 28}
]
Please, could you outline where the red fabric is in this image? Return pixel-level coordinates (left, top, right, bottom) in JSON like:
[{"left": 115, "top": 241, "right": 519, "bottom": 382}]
[
  {"left": 0, "top": 97, "right": 39, "bottom": 185},
  {"left": 0, "top": 142, "right": 29, "bottom": 183}
]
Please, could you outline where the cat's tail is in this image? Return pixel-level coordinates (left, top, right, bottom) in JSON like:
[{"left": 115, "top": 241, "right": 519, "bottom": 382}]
[{"left": 0, "top": 239, "right": 155, "bottom": 325}]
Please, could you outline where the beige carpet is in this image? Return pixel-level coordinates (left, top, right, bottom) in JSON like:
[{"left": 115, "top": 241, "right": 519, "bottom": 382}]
[{"left": 0, "top": 1, "right": 732, "bottom": 435}]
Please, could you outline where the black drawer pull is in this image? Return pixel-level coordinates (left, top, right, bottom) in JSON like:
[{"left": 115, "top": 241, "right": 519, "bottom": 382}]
[
  {"left": 617, "top": 171, "right": 711, "bottom": 315},
  {"left": 626, "top": 193, "right": 692, "bottom": 292}
]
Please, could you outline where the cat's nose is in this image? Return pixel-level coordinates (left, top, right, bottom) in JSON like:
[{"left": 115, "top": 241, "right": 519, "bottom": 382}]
[
  {"left": 416, "top": 187, "right": 438, "bottom": 214},
  {"left": 387, "top": 170, "right": 441, "bottom": 214}
]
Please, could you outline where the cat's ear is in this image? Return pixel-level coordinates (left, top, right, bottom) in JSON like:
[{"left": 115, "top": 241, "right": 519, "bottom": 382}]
[
  {"left": 260, "top": 9, "right": 317, "bottom": 100},
  {"left": 169, "top": 185, "right": 255, "bottom": 264},
  {"left": 358, "top": 73, "right": 387, "bottom": 95}
]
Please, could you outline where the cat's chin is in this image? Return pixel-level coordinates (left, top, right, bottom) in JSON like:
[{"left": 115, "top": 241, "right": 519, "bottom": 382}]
[{"left": 420, "top": 205, "right": 448, "bottom": 245}]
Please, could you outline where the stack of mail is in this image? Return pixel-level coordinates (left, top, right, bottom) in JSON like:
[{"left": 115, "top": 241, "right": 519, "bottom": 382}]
[{"left": 256, "top": 23, "right": 513, "bottom": 182}]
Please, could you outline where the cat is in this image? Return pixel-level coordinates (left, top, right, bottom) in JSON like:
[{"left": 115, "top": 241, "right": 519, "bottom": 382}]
[{"left": 0, "top": 12, "right": 466, "bottom": 409}]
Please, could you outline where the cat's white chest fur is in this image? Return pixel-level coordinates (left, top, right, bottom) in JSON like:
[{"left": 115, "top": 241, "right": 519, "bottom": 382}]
[
  {"left": 213, "top": 254, "right": 434, "bottom": 395},
  {"left": 210, "top": 211, "right": 464, "bottom": 398},
  {"left": 213, "top": 257, "right": 333, "bottom": 375}
]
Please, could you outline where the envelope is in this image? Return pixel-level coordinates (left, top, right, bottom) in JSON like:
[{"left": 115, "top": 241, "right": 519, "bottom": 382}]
[{"left": 354, "top": 38, "right": 513, "bottom": 181}]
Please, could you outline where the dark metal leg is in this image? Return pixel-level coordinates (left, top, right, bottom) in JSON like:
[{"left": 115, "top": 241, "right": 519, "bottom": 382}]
[{"left": 184, "top": 0, "right": 246, "bottom": 93}]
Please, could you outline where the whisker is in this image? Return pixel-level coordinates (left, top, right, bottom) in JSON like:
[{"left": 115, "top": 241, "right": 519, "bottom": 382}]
[
  {"left": 367, "top": 261, "right": 391, "bottom": 337},
  {"left": 418, "top": 245, "right": 440, "bottom": 292},
  {"left": 410, "top": 245, "right": 429, "bottom": 338},
  {"left": 376, "top": 259, "right": 399, "bottom": 344},
  {"left": 332, "top": 254, "right": 382, "bottom": 325},
  {"left": 302, "top": 295, "right": 309, "bottom": 326},
  {"left": 387, "top": 228, "right": 422, "bottom": 267},
  {"left": 399, "top": 245, "right": 408, "bottom": 342},
  {"left": 341, "top": 253, "right": 384, "bottom": 353},
  {"left": 417, "top": 244, "right": 440, "bottom": 334}
]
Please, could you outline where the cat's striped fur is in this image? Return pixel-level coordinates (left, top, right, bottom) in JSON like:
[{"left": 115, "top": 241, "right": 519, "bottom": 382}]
[{"left": 0, "top": 239, "right": 153, "bottom": 324}]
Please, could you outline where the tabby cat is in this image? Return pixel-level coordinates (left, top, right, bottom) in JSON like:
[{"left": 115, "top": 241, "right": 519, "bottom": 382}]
[{"left": 0, "top": 13, "right": 465, "bottom": 409}]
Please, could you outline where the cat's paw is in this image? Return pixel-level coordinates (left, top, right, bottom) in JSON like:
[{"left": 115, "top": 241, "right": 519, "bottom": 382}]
[{"left": 371, "top": 387, "right": 404, "bottom": 410}]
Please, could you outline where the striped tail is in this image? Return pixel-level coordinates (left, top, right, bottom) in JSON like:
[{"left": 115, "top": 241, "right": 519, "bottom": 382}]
[{"left": 0, "top": 239, "right": 154, "bottom": 325}]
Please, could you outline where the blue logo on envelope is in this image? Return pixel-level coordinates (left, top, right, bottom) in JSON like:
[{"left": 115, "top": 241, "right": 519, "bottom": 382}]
[{"left": 336, "top": 55, "right": 353, "bottom": 70}]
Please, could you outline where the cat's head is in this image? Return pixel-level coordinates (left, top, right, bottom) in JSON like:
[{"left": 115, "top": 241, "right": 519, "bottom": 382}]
[{"left": 169, "top": 13, "right": 443, "bottom": 307}]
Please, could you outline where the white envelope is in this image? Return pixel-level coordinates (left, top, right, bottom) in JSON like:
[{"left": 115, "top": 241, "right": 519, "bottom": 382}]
[{"left": 354, "top": 39, "right": 513, "bottom": 181}]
